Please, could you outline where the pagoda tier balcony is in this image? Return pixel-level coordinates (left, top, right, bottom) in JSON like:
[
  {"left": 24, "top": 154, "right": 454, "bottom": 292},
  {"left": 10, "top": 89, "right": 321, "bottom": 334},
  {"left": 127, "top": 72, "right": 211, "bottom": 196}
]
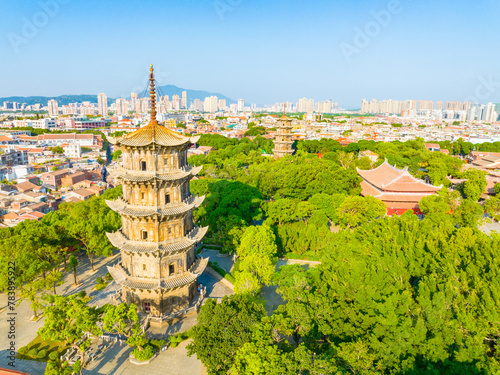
[
  {"left": 111, "top": 165, "right": 202, "bottom": 183},
  {"left": 273, "top": 141, "right": 294, "bottom": 145},
  {"left": 272, "top": 148, "right": 294, "bottom": 154},
  {"left": 277, "top": 125, "right": 293, "bottom": 129},
  {"left": 106, "top": 225, "right": 208, "bottom": 254},
  {"left": 107, "top": 257, "right": 208, "bottom": 292},
  {"left": 105, "top": 195, "right": 205, "bottom": 218}
]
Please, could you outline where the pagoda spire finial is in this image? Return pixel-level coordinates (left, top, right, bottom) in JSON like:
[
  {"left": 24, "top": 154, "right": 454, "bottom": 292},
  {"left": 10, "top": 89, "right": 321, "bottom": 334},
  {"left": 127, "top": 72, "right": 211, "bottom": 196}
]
[
  {"left": 149, "top": 64, "right": 158, "bottom": 125},
  {"left": 283, "top": 102, "right": 287, "bottom": 116}
]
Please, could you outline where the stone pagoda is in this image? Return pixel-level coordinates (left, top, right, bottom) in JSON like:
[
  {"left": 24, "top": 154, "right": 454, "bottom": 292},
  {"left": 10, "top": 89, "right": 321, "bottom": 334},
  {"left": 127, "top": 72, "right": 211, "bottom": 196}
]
[
  {"left": 273, "top": 107, "right": 294, "bottom": 158},
  {"left": 106, "top": 65, "right": 208, "bottom": 318}
]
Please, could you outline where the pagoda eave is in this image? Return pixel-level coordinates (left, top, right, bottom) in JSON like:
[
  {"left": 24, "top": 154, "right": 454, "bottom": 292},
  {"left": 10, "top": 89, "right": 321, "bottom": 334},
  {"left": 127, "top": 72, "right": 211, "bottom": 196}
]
[
  {"left": 106, "top": 226, "right": 208, "bottom": 254},
  {"left": 105, "top": 196, "right": 205, "bottom": 218},
  {"left": 108, "top": 258, "right": 208, "bottom": 292},
  {"left": 112, "top": 165, "right": 202, "bottom": 183}
]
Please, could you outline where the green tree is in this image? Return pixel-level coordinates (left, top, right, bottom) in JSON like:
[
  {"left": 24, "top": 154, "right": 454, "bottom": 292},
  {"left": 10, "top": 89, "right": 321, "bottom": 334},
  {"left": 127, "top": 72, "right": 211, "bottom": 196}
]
[
  {"left": 495, "top": 183, "right": 500, "bottom": 195},
  {"left": 68, "top": 255, "right": 78, "bottom": 285},
  {"left": 111, "top": 149, "right": 122, "bottom": 160},
  {"left": 419, "top": 194, "right": 450, "bottom": 215},
  {"left": 296, "top": 215, "right": 500, "bottom": 373},
  {"left": 337, "top": 195, "right": 386, "bottom": 228},
  {"left": 50, "top": 146, "right": 65, "bottom": 154},
  {"left": 484, "top": 196, "right": 500, "bottom": 221},
  {"left": 60, "top": 196, "right": 120, "bottom": 271},
  {"left": 454, "top": 199, "right": 483, "bottom": 228},
  {"left": 44, "top": 358, "right": 76, "bottom": 375},
  {"left": 187, "top": 294, "right": 266, "bottom": 374},
  {"left": 234, "top": 226, "right": 278, "bottom": 294},
  {"left": 192, "top": 180, "right": 264, "bottom": 253},
  {"left": 265, "top": 198, "right": 301, "bottom": 226},
  {"left": 460, "top": 170, "right": 487, "bottom": 201},
  {"left": 102, "top": 303, "right": 149, "bottom": 353},
  {"left": 39, "top": 294, "right": 103, "bottom": 375},
  {"left": 0, "top": 220, "right": 64, "bottom": 316}
]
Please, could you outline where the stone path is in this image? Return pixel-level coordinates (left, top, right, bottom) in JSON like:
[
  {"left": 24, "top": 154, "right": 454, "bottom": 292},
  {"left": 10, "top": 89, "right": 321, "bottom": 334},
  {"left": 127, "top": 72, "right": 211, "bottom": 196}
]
[
  {"left": 480, "top": 221, "right": 500, "bottom": 235},
  {"left": 201, "top": 249, "right": 235, "bottom": 273},
  {"left": 84, "top": 340, "right": 201, "bottom": 375},
  {"left": 0, "top": 250, "right": 233, "bottom": 375},
  {"left": 198, "top": 272, "right": 233, "bottom": 299},
  {"left": 0, "top": 248, "right": 311, "bottom": 374},
  {"left": 0, "top": 251, "right": 119, "bottom": 373},
  {"left": 0, "top": 350, "right": 46, "bottom": 375}
]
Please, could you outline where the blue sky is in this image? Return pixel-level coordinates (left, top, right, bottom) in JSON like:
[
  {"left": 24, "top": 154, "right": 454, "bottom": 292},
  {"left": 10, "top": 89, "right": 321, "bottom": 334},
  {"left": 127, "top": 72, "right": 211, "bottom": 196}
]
[{"left": 1, "top": 0, "right": 499, "bottom": 107}]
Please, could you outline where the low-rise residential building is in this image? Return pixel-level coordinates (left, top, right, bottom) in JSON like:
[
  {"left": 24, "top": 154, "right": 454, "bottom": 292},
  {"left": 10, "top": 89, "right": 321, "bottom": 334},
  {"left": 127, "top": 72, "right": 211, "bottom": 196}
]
[
  {"left": 66, "top": 188, "right": 95, "bottom": 201},
  {"left": 41, "top": 169, "right": 70, "bottom": 188},
  {"left": 0, "top": 150, "right": 28, "bottom": 166},
  {"left": 61, "top": 171, "right": 88, "bottom": 188},
  {"left": 13, "top": 181, "right": 38, "bottom": 193}
]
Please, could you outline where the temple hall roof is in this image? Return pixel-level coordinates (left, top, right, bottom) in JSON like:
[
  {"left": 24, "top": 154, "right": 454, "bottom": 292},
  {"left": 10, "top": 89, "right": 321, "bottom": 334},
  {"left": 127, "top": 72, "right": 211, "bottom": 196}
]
[{"left": 357, "top": 161, "right": 441, "bottom": 193}]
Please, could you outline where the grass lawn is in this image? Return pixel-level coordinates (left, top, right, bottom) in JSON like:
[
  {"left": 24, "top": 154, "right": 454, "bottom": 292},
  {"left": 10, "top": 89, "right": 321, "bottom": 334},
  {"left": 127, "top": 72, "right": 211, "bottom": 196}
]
[
  {"left": 94, "top": 281, "right": 109, "bottom": 290},
  {"left": 208, "top": 261, "right": 236, "bottom": 284},
  {"left": 283, "top": 252, "right": 321, "bottom": 262},
  {"left": 17, "top": 335, "right": 66, "bottom": 362}
]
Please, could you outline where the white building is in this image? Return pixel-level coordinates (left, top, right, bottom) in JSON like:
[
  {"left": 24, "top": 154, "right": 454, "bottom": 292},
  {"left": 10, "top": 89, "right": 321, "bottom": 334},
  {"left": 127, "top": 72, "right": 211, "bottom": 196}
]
[
  {"left": 63, "top": 143, "right": 81, "bottom": 158},
  {"left": 48, "top": 99, "right": 59, "bottom": 117},
  {"left": 115, "top": 98, "right": 128, "bottom": 116},
  {"left": 98, "top": 93, "right": 108, "bottom": 116},
  {"left": 32, "top": 118, "right": 57, "bottom": 129},
  {"left": 238, "top": 99, "right": 245, "bottom": 112}
]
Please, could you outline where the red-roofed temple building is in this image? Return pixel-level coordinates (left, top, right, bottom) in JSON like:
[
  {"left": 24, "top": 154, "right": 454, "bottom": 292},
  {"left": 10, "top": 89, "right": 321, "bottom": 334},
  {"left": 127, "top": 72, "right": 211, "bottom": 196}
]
[{"left": 357, "top": 161, "right": 441, "bottom": 215}]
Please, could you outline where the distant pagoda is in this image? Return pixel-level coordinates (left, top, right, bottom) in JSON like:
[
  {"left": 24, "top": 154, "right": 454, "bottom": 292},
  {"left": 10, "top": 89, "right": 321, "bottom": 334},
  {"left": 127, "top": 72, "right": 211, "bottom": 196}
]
[
  {"left": 106, "top": 65, "right": 208, "bottom": 318},
  {"left": 273, "top": 106, "right": 294, "bottom": 158}
]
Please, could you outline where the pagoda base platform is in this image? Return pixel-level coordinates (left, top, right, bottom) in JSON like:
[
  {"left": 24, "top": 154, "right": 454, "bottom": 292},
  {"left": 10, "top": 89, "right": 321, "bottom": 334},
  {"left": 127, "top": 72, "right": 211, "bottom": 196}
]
[{"left": 146, "top": 287, "right": 206, "bottom": 327}]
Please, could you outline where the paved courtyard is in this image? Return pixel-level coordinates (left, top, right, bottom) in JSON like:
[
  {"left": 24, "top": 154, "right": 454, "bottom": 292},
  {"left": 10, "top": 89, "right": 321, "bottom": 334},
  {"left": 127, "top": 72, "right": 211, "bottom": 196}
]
[
  {"left": 0, "top": 251, "right": 231, "bottom": 375},
  {"left": 84, "top": 339, "right": 202, "bottom": 375},
  {"left": 201, "top": 249, "right": 235, "bottom": 273},
  {"left": 480, "top": 220, "right": 500, "bottom": 235},
  {"left": 0, "top": 248, "right": 312, "bottom": 375}
]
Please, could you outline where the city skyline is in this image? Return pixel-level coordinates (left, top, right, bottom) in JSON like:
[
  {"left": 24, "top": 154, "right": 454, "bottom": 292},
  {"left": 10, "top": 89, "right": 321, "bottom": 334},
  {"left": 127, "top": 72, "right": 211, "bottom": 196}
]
[{"left": 1, "top": 0, "right": 499, "bottom": 107}]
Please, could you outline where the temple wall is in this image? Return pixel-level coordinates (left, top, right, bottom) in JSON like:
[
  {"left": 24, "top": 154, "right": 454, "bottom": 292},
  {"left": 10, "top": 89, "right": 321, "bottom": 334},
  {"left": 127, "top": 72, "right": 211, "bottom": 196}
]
[
  {"left": 123, "top": 281, "right": 196, "bottom": 315},
  {"left": 122, "top": 245, "right": 195, "bottom": 278},
  {"left": 121, "top": 215, "right": 191, "bottom": 242},
  {"left": 122, "top": 180, "right": 190, "bottom": 207}
]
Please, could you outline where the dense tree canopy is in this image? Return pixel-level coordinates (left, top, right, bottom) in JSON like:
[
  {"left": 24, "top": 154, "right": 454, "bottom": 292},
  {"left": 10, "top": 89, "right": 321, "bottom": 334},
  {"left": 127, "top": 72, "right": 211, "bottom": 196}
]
[
  {"left": 191, "top": 179, "right": 264, "bottom": 252},
  {"left": 234, "top": 225, "right": 278, "bottom": 294},
  {"left": 191, "top": 212, "right": 500, "bottom": 374},
  {"left": 187, "top": 294, "right": 266, "bottom": 374}
]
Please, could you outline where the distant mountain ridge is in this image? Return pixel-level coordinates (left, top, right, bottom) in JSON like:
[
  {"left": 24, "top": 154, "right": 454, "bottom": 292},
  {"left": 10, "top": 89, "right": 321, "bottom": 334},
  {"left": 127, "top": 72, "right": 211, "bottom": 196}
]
[
  {"left": 0, "top": 95, "right": 99, "bottom": 106},
  {"left": 0, "top": 85, "right": 236, "bottom": 106}
]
